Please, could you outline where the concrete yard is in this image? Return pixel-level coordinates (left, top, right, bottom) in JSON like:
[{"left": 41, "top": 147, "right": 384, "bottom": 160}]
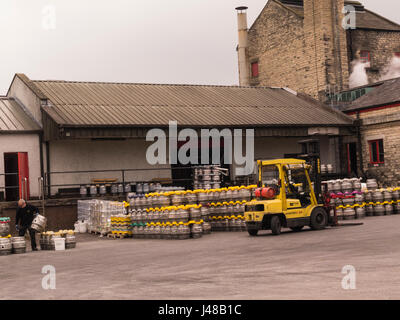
[{"left": 1, "top": 215, "right": 400, "bottom": 300}]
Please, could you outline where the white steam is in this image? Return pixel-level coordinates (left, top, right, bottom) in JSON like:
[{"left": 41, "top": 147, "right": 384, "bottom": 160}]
[
  {"left": 349, "top": 60, "right": 369, "bottom": 88},
  {"left": 379, "top": 56, "right": 400, "bottom": 81}
]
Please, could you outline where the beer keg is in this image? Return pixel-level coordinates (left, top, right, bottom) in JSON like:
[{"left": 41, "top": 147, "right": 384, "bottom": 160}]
[
  {"left": 31, "top": 214, "right": 47, "bottom": 233},
  {"left": 63, "top": 235, "right": 74, "bottom": 249},
  {"left": 11, "top": 236, "right": 26, "bottom": 254},
  {"left": 343, "top": 207, "right": 356, "bottom": 220},
  {"left": 355, "top": 207, "right": 365, "bottom": 219},
  {"left": 385, "top": 204, "right": 393, "bottom": 216},
  {"left": 365, "top": 205, "right": 374, "bottom": 217},
  {"left": 0, "top": 238, "right": 12, "bottom": 256},
  {"left": 372, "top": 190, "right": 383, "bottom": 203},
  {"left": 191, "top": 223, "right": 203, "bottom": 239},
  {"left": 374, "top": 204, "right": 385, "bottom": 216},
  {"left": 366, "top": 179, "right": 378, "bottom": 191}
]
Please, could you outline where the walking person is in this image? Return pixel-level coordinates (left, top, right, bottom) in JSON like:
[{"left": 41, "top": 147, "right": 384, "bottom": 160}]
[{"left": 15, "top": 199, "right": 40, "bottom": 251}]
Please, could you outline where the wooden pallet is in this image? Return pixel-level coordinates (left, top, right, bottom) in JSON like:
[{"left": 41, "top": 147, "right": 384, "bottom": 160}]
[{"left": 107, "top": 232, "right": 132, "bottom": 239}]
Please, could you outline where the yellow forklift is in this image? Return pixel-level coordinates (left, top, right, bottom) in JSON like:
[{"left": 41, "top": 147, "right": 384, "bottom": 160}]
[{"left": 244, "top": 140, "right": 361, "bottom": 236}]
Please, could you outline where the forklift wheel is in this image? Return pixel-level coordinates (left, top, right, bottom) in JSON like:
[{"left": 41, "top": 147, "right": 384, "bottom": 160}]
[
  {"left": 271, "top": 216, "right": 281, "bottom": 235},
  {"left": 290, "top": 226, "right": 304, "bottom": 232},
  {"left": 310, "top": 207, "right": 328, "bottom": 230},
  {"left": 248, "top": 229, "right": 258, "bottom": 236}
]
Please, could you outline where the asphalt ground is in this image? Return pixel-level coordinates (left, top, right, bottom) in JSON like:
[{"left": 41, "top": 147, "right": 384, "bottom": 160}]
[{"left": 1, "top": 214, "right": 400, "bottom": 300}]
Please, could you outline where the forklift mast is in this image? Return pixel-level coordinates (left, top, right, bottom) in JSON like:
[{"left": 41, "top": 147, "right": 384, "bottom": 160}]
[{"left": 298, "top": 139, "right": 322, "bottom": 203}]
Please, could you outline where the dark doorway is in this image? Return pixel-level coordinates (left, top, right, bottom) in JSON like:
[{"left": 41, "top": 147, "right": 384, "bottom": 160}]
[
  {"left": 171, "top": 138, "right": 229, "bottom": 189},
  {"left": 347, "top": 143, "right": 358, "bottom": 176},
  {"left": 4, "top": 153, "right": 19, "bottom": 201}
]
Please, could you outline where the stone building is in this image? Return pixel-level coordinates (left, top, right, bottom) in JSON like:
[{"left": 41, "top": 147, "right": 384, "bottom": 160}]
[
  {"left": 236, "top": 0, "right": 400, "bottom": 101},
  {"left": 340, "top": 77, "right": 400, "bottom": 186}
]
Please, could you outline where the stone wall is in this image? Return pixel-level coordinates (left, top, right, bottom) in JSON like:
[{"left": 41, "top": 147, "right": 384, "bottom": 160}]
[
  {"left": 246, "top": 1, "right": 400, "bottom": 100},
  {"left": 349, "top": 29, "right": 400, "bottom": 83},
  {"left": 247, "top": 1, "right": 318, "bottom": 97},
  {"left": 348, "top": 106, "right": 400, "bottom": 186},
  {"left": 303, "top": 0, "right": 349, "bottom": 99}
]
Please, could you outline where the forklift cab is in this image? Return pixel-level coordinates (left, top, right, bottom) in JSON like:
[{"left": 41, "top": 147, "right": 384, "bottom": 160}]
[{"left": 258, "top": 160, "right": 318, "bottom": 209}]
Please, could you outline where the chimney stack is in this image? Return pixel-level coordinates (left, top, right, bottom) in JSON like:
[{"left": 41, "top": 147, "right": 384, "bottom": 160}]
[
  {"left": 303, "top": 0, "right": 349, "bottom": 99},
  {"left": 236, "top": 6, "right": 250, "bottom": 87}
]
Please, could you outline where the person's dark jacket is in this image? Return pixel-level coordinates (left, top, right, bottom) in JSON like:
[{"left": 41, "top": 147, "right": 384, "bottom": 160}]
[{"left": 16, "top": 204, "right": 39, "bottom": 228}]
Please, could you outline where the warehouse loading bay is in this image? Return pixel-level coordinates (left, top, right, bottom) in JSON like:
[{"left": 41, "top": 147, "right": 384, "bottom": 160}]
[{"left": 2, "top": 215, "right": 400, "bottom": 300}]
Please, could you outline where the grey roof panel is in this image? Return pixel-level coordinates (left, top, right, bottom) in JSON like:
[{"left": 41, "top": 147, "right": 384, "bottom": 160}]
[
  {"left": 344, "top": 77, "right": 400, "bottom": 111},
  {"left": 31, "top": 80, "right": 353, "bottom": 127},
  {"left": 0, "top": 98, "right": 41, "bottom": 132}
]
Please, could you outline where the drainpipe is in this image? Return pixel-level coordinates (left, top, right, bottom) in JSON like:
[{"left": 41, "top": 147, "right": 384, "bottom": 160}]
[
  {"left": 46, "top": 141, "right": 51, "bottom": 197},
  {"left": 356, "top": 112, "right": 365, "bottom": 178},
  {"left": 39, "top": 132, "right": 44, "bottom": 179}
]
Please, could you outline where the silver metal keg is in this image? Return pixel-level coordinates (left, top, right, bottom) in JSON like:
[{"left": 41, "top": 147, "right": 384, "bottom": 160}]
[
  {"left": 65, "top": 234, "right": 76, "bottom": 249},
  {"left": 372, "top": 190, "right": 383, "bottom": 203},
  {"left": 11, "top": 236, "right": 26, "bottom": 254},
  {"left": 90, "top": 185, "right": 98, "bottom": 197},
  {"left": 385, "top": 204, "right": 393, "bottom": 215},
  {"left": 31, "top": 214, "right": 47, "bottom": 233},
  {"left": 383, "top": 190, "right": 393, "bottom": 202},
  {"left": 99, "top": 185, "right": 106, "bottom": 196},
  {"left": 0, "top": 238, "right": 12, "bottom": 256},
  {"left": 365, "top": 205, "right": 374, "bottom": 217},
  {"left": 80, "top": 185, "right": 88, "bottom": 197},
  {"left": 374, "top": 204, "right": 385, "bottom": 216},
  {"left": 355, "top": 207, "right": 365, "bottom": 219},
  {"left": 366, "top": 179, "right": 378, "bottom": 190},
  {"left": 343, "top": 207, "right": 356, "bottom": 220},
  {"left": 191, "top": 224, "right": 203, "bottom": 239}
]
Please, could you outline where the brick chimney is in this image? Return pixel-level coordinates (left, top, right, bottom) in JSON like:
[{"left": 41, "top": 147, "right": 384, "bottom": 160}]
[{"left": 303, "top": 0, "right": 349, "bottom": 100}]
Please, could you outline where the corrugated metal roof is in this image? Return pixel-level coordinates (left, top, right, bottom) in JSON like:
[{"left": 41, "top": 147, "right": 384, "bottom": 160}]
[
  {"left": 29, "top": 79, "right": 352, "bottom": 127},
  {"left": 0, "top": 98, "right": 41, "bottom": 132},
  {"left": 344, "top": 77, "right": 400, "bottom": 112}
]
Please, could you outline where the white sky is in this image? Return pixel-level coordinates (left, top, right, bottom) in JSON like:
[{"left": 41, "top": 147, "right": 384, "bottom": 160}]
[{"left": 1, "top": 0, "right": 399, "bottom": 94}]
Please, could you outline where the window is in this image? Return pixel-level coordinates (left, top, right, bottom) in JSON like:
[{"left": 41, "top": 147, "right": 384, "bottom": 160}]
[
  {"left": 251, "top": 62, "right": 259, "bottom": 77},
  {"left": 368, "top": 139, "right": 384, "bottom": 164},
  {"left": 360, "top": 51, "right": 371, "bottom": 63}
]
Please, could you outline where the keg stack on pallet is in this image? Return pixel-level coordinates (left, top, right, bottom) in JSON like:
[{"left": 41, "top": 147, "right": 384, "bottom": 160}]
[
  {"left": 128, "top": 185, "right": 256, "bottom": 238},
  {"left": 0, "top": 217, "right": 10, "bottom": 237},
  {"left": 129, "top": 190, "right": 210, "bottom": 239},
  {"left": 40, "top": 230, "right": 77, "bottom": 250},
  {"left": 129, "top": 204, "right": 204, "bottom": 240},
  {"left": 206, "top": 187, "right": 253, "bottom": 232},
  {"left": 320, "top": 164, "right": 335, "bottom": 174},
  {"left": 193, "top": 165, "right": 225, "bottom": 190},
  {"left": 86, "top": 200, "right": 126, "bottom": 235},
  {"left": 0, "top": 218, "right": 12, "bottom": 256},
  {"left": 77, "top": 200, "right": 92, "bottom": 222},
  {"left": 325, "top": 178, "right": 400, "bottom": 220},
  {"left": 109, "top": 214, "right": 132, "bottom": 239}
]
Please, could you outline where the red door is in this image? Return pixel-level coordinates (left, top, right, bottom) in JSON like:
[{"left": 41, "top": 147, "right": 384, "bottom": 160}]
[{"left": 18, "top": 152, "right": 30, "bottom": 200}]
